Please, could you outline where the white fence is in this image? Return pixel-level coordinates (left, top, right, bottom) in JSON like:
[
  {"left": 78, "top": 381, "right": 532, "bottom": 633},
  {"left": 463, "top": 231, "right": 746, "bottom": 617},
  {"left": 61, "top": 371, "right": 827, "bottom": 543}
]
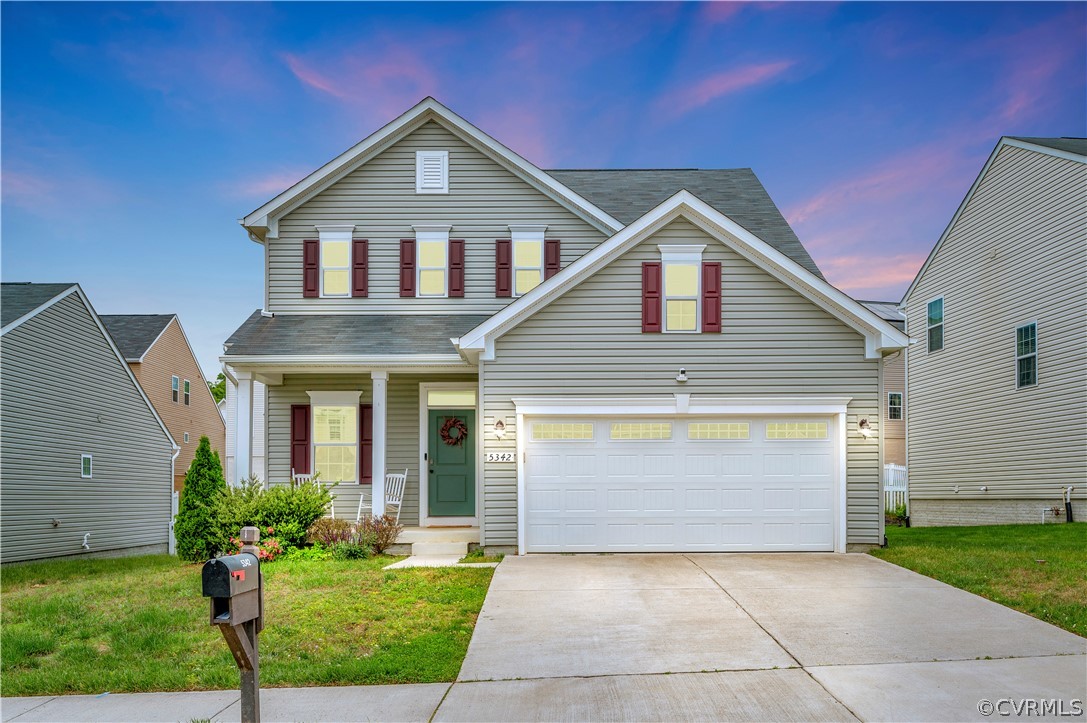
[{"left": 883, "top": 464, "right": 908, "bottom": 514}]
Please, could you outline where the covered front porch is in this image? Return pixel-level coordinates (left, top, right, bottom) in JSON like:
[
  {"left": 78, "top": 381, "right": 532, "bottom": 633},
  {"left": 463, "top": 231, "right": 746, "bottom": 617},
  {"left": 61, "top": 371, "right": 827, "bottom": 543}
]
[{"left": 225, "top": 365, "right": 481, "bottom": 530}]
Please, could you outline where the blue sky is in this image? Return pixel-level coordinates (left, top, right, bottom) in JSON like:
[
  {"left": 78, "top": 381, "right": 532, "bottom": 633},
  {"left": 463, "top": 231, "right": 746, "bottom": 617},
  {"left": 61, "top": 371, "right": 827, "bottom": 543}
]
[{"left": 3, "top": 2, "right": 1084, "bottom": 377}]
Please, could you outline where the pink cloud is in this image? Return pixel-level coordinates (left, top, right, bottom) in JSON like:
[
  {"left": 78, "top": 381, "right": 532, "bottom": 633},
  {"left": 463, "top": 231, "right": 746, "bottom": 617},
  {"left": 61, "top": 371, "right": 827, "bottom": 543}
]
[
  {"left": 227, "top": 169, "right": 312, "bottom": 200},
  {"left": 656, "top": 61, "right": 794, "bottom": 121},
  {"left": 3, "top": 168, "right": 122, "bottom": 216},
  {"left": 475, "top": 106, "right": 556, "bottom": 167},
  {"left": 818, "top": 252, "right": 928, "bottom": 298},
  {"left": 699, "top": 2, "right": 745, "bottom": 25},
  {"left": 282, "top": 54, "right": 348, "bottom": 100}
]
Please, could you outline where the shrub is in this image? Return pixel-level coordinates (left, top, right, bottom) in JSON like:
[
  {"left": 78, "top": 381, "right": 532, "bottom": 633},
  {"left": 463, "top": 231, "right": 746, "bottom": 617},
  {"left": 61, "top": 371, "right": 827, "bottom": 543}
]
[
  {"left": 280, "top": 543, "right": 333, "bottom": 562},
  {"left": 330, "top": 542, "right": 372, "bottom": 560},
  {"left": 229, "top": 527, "right": 284, "bottom": 562},
  {"left": 307, "top": 517, "right": 354, "bottom": 547},
  {"left": 358, "top": 515, "right": 403, "bottom": 554},
  {"left": 175, "top": 437, "right": 227, "bottom": 562},
  {"left": 211, "top": 478, "right": 333, "bottom": 554}
]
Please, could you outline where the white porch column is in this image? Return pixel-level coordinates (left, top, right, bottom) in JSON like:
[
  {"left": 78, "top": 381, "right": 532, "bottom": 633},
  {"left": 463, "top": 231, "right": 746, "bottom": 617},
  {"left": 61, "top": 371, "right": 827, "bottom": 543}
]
[
  {"left": 236, "top": 371, "right": 253, "bottom": 484},
  {"left": 371, "top": 371, "right": 388, "bottom": 518}
]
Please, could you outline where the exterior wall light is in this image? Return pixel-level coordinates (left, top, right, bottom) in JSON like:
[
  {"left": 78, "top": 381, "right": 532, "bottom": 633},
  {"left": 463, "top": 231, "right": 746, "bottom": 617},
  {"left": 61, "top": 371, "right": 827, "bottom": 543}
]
[
  {"left": 493, "top": 419, "right": 506, "bottom": 439},
  {"left": 675, "top": 368, "right": 688, "bottom": 383},
  {"left": 858, "top": 418, "right": 874, "bottom": 438}
]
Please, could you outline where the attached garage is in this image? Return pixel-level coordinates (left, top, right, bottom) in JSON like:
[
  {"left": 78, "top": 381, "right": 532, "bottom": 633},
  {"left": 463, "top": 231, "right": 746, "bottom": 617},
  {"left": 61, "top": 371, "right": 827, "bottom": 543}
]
[{"left": 518, "top": 407, "right": 846, "bottom": 554}]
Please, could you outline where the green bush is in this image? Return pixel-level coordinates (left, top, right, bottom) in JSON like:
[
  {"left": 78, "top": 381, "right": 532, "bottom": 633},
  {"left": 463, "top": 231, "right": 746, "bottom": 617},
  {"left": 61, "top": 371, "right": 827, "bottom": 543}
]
[
  {"left": 280, "top": 543, "right": 333, "bottom": 562},
  {"left": 211, "top": 478, "right": 333, "bottom": 555},
  {"left": 174, "top": 437, "right": 227, "bottom": 562},
  {"left": 330, "top": 542, "right": 372, "bottom": 560}
]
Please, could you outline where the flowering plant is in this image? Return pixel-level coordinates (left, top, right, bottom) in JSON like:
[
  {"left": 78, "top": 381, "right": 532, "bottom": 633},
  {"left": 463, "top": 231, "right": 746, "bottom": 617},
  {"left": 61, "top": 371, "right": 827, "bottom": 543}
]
[{"left": 230, "top": 530, "right": 284, "bottom": 562}]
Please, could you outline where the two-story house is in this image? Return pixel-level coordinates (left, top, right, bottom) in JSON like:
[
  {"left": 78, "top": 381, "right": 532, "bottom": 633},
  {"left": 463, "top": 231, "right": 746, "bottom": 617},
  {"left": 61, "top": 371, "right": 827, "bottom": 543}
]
[
  {"left": 1, "top": 284, "right": 178, "bottom": 562},
  {"left": 222, "top": 98, "right": 908, "bottom": 554},
  {"left": 902, "top": 136, "right": 1086, "bottom": 525},
  {"left": 101, "top": 314, "right": 226, "bottom": 490}
]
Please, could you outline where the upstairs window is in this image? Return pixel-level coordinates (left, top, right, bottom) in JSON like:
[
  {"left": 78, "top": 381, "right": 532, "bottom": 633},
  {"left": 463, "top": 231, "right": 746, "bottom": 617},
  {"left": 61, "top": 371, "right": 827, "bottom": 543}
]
[
  {"left": 888, "top": 392, "right": 903, "bottom": 420},
  {"left": 172, "top": 376, "right": 179, "bottom": 403},
  {"left": 81, "top": 454, "right": 93, "bottom": 479},
  {"left": 512, "top": 226, "right": 545, "bottom": 296},
  {"left": 416, "top": 150, "right": 449, "bottom": 193},
  {"left": 927, "top": 298, "right": 944, "bottom": 352},
  {"left": 418, "top": 234, "right": 449, "bottom": 297},
  {"left": 643, "top": 245, "right": 720, "bottom": 333},
  {"left": 318, "top": 226, "right": 352, "bottom": 298},
  {"left": 183, "top": 379, "right": 191, "bottom": 406},
  {"left": 1016, "top": 323, "right": 1037, "bottom": 388},
  {"left": 664, "top": 262, "right": 700, "bottom": 332}
]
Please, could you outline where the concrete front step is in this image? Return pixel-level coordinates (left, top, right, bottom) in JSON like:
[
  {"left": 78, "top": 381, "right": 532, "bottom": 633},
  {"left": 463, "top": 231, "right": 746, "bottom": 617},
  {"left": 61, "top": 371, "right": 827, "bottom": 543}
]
[
  {"left": 398, "top": 527, "right": 479, "bottom": 544},
  {"left": 412, "top": 541, "right": 469, "bottom": 556}
]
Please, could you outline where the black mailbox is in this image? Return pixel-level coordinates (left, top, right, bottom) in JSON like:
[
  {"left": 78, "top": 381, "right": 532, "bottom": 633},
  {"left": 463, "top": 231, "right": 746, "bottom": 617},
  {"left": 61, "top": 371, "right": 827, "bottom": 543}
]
[{"left": 202, "top": 553, "right": 261, "bottom": 626}]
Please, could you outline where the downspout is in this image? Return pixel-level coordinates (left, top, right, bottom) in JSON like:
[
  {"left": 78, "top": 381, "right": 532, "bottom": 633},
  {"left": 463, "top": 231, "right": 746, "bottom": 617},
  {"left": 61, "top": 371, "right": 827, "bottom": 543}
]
[
  {"left": 1066, "top": 486, "right": 1075, "bottom": 523},
  {"left": 170, "top": 444, "right": 181, "bottom": 555}
]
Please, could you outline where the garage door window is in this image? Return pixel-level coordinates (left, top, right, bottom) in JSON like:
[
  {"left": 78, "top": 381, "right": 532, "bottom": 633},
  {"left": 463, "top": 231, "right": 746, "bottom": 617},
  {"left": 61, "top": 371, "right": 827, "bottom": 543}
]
[
  {"left": 532, "top": 422, "right": 594, "bottom": 440},
  {"left": 766, "top": 422, "right": 828, "bottom": 440},
  {"left": 688, "top": 422, "right": 749, "bottom": 440},
  {"left": 610, "top": 422, "right": 672, "bottom": 440}
]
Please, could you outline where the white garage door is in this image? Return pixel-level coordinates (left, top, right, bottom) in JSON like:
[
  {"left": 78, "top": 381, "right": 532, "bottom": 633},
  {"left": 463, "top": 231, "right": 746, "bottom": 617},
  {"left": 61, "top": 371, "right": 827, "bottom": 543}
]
[{"left": 524, "top": 417, "right": 837, "bottom": 552}]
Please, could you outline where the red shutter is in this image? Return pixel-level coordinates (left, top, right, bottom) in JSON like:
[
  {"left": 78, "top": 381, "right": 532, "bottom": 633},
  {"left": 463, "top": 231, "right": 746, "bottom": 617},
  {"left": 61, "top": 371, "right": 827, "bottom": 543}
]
[
  {"left": 449, "top": 239, "right": 465, "bottom": 298},
  {"left": 399, "top": 239, "right": 416, "bottom": 297},
  {"left": 360, "top": 404, "right": 373, "bottom": 485},
  {"left": 302, "top": 240, "right": 319, "bottom": 298},
  {"left": 544, "top": 239, "right": 561, "bottom": 279},
  {"left": 701, "top": 262, "right": 722, "bottom": 333},
  {"left": 351, "top": 239, "right": 368, "bottom": 297},
  {"left": 290, "top": 404, "right": 311, "bottom": 475},
  {"left": 642, "top": 262, "right": 662, "bottom": 332},
  {"left": 495, "top": 239, "right": 512, "bottom": 297}
]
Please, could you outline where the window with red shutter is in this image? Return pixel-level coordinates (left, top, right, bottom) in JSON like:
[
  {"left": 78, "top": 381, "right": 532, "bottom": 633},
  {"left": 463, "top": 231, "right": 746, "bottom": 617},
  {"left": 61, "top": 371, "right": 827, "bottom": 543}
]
[
  {"left": 642, "top": 262, "right": 662, "bottom": 332},
  {"left": 359, "top": 404, "right": 373, "bottom": 484},
  {"left": 399, "top": 239, "right": 416, "bottom": 297},
  {"left": 495, "top": 239, "right": 512, "bottom": 297},
  {"left": 352, "top": 239, "right": 368, "bottom": 297},
  {"left": 449, "top": 239, "right": 465, "bottom": 297},
  {"left": 701, "top": 262, "right": 722, "bottom": 332},
  {"left": 290, "top": 404, "right": 311, "bottom": 475},
  {"left": 302, "top": 240, "right": 319, "bottom": 298}
]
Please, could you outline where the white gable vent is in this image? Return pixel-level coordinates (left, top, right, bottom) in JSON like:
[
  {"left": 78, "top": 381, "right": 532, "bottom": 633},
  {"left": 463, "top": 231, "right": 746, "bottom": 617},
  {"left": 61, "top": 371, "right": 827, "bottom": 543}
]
[{"left": 416, "top": 150, "right": 449, "bottom": 193}]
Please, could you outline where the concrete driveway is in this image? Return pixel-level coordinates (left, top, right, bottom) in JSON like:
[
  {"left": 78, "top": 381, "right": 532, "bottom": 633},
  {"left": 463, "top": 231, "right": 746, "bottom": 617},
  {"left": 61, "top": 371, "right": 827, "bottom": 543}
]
[{"left": 443, "top": 553, "right": 1086, "bottom": 722}]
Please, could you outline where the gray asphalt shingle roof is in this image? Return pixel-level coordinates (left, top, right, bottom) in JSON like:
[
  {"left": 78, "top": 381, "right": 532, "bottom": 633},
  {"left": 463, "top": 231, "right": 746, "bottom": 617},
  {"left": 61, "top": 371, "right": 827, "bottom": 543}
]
[
  {"left": 1007, "top": 137, "right": 1087, "bottom": 156},
  {"left": 1, "top": 283, "right": 77, "bottom": 328},
  {"left": 859, "top": 300, "right": 906, "bottom": 331},
  {"left": 548, "top": 168, "right": 824, "bottom": 279},
  {"left": 223, "top": 312, "right": 492, "bottom": 358},
  {"left": 99, "top": 314, "right": 177, "bottom": 360}
]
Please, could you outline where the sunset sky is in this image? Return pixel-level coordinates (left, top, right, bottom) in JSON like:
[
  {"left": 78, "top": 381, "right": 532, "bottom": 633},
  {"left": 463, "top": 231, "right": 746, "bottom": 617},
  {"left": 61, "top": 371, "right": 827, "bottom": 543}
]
[{"left": 3, "top": 2, "right": 1084, "bottom": 376}]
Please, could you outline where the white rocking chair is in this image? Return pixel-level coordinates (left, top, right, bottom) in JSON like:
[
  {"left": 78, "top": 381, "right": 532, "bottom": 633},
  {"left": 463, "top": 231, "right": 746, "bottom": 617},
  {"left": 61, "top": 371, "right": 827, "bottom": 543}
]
[{"left": 357, "top": 469, "right": 407, "bottom": 523}]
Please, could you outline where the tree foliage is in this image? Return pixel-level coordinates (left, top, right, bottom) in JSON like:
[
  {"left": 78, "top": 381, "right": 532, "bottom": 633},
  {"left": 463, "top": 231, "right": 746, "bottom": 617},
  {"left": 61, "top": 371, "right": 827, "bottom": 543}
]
[
  {"left": 207, "top": 373, "right": 226, "bottom": 404},
  {"left": 174, "top": 436, "right": 226, "bottom": 562}
]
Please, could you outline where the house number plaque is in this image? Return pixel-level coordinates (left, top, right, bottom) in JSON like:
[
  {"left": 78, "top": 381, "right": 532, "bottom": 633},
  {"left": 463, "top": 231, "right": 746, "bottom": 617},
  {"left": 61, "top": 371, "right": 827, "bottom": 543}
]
[{"left": 485, "top": 452, "right": 515, "bottom": 463}]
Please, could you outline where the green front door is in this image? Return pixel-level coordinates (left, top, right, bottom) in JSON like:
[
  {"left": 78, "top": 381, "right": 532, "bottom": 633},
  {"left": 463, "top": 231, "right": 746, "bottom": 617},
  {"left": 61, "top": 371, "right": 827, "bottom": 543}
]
[{"left": 428, "top": 409, "right": 476, "bottom": 517}]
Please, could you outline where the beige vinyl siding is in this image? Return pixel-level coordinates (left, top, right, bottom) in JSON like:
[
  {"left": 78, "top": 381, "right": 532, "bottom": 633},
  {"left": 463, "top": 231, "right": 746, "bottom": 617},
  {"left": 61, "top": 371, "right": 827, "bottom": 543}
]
[
  {"left": 269, "top": 121, "right": 607, "bottom": 314},
  {"left": 0, "top": 294, "right": 175, "bottom": 563},
  {"left": 480, "top": 217, "right": 882, "bottom": 547},
  {"left": 904, "top": 144, "right": 1087, "bottom": 501},
  {"left": 265, "top": 373, "right": 476, "bottom": 524},
  {"left": 129, "top": 318, "right": 225, "bottom": 487},
  {"left": 883, "top": 351, "right": 906, "bottom": 466}
]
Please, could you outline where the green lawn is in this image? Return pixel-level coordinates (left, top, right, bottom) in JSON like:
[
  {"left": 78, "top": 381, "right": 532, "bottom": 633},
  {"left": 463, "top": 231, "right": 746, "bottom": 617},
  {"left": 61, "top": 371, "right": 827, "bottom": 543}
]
[
  {"left": 1, "top": 554, "right": 494, "bottom": 696},
  {"left": 871, "top": 523, "right": 1087, "bottom": 636}
]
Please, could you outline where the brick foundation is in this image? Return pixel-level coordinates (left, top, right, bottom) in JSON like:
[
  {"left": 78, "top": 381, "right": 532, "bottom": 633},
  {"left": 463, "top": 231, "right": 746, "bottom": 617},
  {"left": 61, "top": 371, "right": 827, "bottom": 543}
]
[{"left": 910, "top": 498, "right": 1086, "bottom": 527}]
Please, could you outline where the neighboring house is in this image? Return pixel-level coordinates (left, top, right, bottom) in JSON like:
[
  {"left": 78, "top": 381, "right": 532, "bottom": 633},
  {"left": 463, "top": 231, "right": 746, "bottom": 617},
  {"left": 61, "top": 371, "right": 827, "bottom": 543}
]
[
  {"left": 101, "top": 314, "right": 226, "bottom": 490},
  {"left": 859, "top": 301, "right": 906, "bottom": 467},
  {"left": 0, "top": 283, "right": 178, "bottom": 563},
  {"left": 223, "top": 98, "right": 908, "bottom": 554},
  {"left": 902, "top": 136, "right": 1086, "bottom": 526}
]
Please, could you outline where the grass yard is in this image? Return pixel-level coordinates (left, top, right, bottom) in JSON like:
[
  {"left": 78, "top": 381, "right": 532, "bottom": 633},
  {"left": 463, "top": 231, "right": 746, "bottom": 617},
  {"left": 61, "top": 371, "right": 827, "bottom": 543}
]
[
  {"left": 871, "top": 523, "right": 1087, "bottom": 636},
  {"left": 1, "top": 554, "right": 494, "bottom": 696}
]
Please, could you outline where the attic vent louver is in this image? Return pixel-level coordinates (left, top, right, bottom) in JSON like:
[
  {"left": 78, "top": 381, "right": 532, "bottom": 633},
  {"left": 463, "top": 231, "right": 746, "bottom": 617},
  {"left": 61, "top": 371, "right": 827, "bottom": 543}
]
[{"left": 416, "top": 150, "right": 449, "bottom": 193}]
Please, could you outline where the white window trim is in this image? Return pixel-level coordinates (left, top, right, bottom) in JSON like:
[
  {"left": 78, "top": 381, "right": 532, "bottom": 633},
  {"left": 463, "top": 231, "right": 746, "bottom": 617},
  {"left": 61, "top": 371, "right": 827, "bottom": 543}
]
[
  {"left": 183, "top": 379, "right": 191, "bottom": 406},
  {"left": 416, "top": 150, "right": 449, "bottom": 194},
  {"left": 172, "top": 375, "right": 179, "bottom": 403},
  {"left": 887, "top": 392, "right": 904, "bottom": 420},
  {"left": 412, "top": 225, "right": 451, "bottom": 298},
  {"left": 509, "top": 225, "right": 548, "bottom": 297},
  {"left": 316, "top": 225, "right": 355, "bottom": 299},
  {"left": 306, "top": 391, "right": 363, "bottom": 484},
  {"left": 926, "top": 296, "right": 944, "bottom": 353},
  {"left": 81, "top": 454, "right": 93, "bottom": 479},
  {"left": 1015, "top": 321, "right": 1038, "bottom": 389},
  {"left": 418, "top": 382, "right": 478, "bottom": 528},
  {"left": 659, "top": 244, "right": 705, "bottom": 334}
]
